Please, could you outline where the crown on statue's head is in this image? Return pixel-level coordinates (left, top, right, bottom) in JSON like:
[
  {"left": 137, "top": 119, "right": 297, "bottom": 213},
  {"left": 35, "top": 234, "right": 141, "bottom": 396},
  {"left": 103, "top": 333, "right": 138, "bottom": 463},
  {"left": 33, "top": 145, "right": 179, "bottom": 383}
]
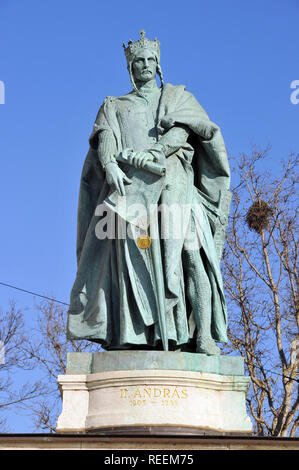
[{"left": 123, "top": 30, "right": 160, "bottom": 66}]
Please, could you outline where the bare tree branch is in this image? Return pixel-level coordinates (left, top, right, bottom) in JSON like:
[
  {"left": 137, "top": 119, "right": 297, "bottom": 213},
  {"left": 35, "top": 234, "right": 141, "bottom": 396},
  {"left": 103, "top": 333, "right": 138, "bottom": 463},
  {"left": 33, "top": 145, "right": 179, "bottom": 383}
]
[{"left": 223, "top": 148, "right": 299, "bottom": 436}]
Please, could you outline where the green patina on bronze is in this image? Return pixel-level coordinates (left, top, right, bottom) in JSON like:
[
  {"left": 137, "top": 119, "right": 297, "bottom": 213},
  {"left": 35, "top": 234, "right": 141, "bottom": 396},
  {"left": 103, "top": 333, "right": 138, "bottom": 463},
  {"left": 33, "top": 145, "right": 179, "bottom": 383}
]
[
  {"left": 66, "top": 351, "right": 245, "bottom": 376},
  {"left": 67, "top": 31, "right": 231, "bottom": 356}
]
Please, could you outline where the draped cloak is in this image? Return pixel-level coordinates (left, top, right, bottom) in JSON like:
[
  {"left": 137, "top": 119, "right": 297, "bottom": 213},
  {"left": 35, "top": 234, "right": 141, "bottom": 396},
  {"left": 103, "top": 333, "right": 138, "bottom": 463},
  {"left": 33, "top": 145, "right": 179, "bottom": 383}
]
[{"left": 67, "top": 83, "right": 231, "bottom": 350}]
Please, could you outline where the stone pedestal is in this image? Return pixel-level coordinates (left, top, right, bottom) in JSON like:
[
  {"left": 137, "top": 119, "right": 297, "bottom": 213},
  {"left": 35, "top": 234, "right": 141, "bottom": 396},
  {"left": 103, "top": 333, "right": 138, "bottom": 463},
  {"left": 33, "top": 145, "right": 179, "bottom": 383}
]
[{"left": 56, "top": 351, "right": 253, "bottom": 435}]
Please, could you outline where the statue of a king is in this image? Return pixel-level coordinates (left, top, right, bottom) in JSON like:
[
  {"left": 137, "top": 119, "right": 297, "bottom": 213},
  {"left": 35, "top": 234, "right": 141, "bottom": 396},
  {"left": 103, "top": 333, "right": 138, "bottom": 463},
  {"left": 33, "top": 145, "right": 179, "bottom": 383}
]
[{"left": 67, "top": 31, "right": 231, "bottom": 355}]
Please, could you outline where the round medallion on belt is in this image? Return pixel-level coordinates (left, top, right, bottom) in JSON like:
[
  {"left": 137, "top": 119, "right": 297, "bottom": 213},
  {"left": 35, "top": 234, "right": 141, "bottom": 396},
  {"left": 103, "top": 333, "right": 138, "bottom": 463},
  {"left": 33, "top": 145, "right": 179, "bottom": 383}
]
[{"left": 137, "top": 235, "right": 152, "bottom": 250}]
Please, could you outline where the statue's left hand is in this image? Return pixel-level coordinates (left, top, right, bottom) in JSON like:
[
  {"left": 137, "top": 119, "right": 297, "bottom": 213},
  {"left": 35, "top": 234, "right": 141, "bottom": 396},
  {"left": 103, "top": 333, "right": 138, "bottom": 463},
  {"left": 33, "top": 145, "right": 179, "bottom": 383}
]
[{"left": 129, "top": 151, "right": 154, "bottom": 169}]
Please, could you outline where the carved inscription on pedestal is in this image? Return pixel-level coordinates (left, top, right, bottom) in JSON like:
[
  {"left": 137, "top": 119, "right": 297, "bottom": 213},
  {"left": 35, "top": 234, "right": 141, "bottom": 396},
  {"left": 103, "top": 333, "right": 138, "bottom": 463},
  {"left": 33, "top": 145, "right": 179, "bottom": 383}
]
[{"left": 119, "top": 386, "right": 189, "bottom": 407}]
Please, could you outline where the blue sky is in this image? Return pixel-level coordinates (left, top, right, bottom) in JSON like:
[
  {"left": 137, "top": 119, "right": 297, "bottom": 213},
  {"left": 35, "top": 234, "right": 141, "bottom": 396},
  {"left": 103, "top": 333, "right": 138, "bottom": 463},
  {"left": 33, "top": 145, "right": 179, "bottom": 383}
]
[{"left": 0, "top": 0, "right": 298, "bottom": 431}]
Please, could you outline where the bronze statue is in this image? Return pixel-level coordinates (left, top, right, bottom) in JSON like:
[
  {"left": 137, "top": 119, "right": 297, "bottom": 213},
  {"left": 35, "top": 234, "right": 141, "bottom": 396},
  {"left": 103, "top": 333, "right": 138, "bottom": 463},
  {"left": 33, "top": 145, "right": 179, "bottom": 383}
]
[{"left": 67, "top": 31, "right": 231, "bottom": 355}]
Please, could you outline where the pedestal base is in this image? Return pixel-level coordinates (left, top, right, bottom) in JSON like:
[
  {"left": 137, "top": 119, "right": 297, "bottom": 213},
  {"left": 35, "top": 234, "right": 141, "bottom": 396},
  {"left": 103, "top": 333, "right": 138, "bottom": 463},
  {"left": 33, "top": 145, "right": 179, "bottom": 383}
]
[{"left": 56, "top": 351, "right": 253, "bottom": 435}]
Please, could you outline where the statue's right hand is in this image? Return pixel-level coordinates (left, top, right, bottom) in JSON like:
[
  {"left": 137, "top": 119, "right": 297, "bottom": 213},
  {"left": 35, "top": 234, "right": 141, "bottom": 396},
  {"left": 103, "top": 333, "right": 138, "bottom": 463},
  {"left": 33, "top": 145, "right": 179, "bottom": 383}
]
[{"left": 105, "top": 163, "right": 132, "bottom": 196}]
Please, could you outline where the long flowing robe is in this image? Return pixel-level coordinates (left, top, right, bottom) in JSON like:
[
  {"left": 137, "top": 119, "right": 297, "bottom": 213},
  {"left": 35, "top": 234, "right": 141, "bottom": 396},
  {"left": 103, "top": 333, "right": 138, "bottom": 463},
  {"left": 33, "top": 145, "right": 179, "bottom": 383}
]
[{"left": 67, "top": 83, "right": 231, "bottom": 350}]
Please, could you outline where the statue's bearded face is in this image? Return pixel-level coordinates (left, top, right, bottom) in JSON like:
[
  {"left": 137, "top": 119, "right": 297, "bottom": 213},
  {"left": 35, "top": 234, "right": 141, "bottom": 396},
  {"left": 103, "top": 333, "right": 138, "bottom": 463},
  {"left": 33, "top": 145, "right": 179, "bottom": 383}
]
[{"left": 132, "top": 49, "right": 157, "bottom": 82}]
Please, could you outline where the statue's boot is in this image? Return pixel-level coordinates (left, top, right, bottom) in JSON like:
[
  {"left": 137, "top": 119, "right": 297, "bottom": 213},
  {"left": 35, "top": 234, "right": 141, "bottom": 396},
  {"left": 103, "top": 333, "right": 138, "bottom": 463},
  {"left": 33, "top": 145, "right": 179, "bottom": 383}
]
[{"left": 196, "top": 336, "right": 220, "bottom": 355}]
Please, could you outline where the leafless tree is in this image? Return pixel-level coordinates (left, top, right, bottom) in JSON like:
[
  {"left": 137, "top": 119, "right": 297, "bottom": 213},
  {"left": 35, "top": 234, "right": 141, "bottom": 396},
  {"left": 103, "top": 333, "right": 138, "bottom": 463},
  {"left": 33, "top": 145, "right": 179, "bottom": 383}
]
[
  {"left": 18, "top": 300, "right": 101, "bottom": 431},
  {"left": 0, "top": 302, "right": 44, "bottom": 431},
  {"left": 222, "top": 148, "right": 299, "bottom": 436}
]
